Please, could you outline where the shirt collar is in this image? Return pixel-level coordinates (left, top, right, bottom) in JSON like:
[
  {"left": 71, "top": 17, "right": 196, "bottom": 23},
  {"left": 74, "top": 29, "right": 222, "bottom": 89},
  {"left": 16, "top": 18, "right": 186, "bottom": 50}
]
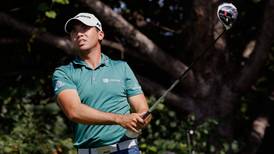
[
  {"left": 72, "top": 53, "right": 110, "bottom": 69},
  {"left": 100, "top": 53, "right": 110, "bottom": 67}
]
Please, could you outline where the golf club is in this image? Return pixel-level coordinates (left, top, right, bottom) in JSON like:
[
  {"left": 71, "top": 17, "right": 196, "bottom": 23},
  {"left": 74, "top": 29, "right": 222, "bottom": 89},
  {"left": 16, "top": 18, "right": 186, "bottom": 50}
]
[{"left": 125, "top": 2, "right": 238, "bottom": 138}]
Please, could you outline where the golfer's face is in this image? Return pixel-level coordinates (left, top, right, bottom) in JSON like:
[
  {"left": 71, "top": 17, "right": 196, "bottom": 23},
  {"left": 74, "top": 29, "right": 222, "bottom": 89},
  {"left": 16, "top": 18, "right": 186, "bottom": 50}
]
[{"left": 70, "top": 23, "right": 103, "bottom": 51}]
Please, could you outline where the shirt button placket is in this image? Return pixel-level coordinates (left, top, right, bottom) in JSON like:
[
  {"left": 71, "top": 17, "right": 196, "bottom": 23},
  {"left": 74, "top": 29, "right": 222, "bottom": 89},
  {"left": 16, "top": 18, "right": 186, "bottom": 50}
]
[
  {"left": 91, "top": 70, "right": 96, "bottom": 85},
  {"left": 92, "top": 70, "right": 96, "bottom": 85}
]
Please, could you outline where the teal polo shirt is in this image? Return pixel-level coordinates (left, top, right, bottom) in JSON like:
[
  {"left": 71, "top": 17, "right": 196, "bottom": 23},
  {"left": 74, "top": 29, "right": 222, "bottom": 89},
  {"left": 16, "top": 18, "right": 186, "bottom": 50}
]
[{"left": 52, "top": 53, "right": 143, "bottom": 148}]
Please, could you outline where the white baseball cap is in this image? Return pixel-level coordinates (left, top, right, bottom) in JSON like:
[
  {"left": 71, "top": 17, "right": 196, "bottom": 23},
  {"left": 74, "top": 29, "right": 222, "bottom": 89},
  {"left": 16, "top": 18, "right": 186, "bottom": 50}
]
[{"left": 64, "top": 12, "right": 103, "bottom": 33}]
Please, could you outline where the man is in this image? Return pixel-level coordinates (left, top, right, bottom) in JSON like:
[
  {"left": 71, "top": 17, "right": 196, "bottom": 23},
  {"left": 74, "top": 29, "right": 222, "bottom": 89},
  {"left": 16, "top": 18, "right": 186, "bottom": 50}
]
[{"left": 52, "top": 12, "right": 151, "bottom": 154}]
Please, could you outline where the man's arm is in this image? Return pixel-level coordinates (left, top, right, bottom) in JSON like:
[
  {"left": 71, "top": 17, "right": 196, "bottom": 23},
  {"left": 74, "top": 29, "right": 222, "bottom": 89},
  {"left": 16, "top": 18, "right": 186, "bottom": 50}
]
[
  {"left": 57, "top": 89, "right": 145, "bottom": 133},
  {"left": 128, "top": 93, "right": 152, "bottom": 129},
  {"left": 128, "top": 94, "right": 148, "bottom": 113}
]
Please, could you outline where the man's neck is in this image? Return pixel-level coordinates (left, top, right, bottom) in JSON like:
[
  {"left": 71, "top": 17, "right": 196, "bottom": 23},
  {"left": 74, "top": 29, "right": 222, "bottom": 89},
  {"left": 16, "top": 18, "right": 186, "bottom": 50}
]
[{"left": 80, "top": 47, "right": 101, "bottom": 69}]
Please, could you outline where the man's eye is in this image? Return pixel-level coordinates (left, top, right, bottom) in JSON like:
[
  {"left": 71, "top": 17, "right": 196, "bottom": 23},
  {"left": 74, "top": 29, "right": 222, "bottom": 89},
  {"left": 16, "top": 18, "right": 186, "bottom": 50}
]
[{"left": 81, "top": 25, "right": 89, "bottom": 30}]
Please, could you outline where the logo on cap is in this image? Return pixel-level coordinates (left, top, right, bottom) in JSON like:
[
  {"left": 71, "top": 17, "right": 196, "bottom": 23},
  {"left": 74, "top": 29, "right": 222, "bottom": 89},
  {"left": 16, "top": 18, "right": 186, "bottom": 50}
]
[{"left": 76, "top": 15, "right": 91, "bottom": 19}]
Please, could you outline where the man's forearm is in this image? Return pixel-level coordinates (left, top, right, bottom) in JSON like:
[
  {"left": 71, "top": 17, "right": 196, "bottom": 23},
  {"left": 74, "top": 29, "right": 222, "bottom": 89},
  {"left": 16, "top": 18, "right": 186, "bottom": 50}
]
[
  {"left": 67, "top": 103, "right": 144, "bottom": 133},
  {"left": 67, "top": 102, "right": 122, "bottom": 125}
]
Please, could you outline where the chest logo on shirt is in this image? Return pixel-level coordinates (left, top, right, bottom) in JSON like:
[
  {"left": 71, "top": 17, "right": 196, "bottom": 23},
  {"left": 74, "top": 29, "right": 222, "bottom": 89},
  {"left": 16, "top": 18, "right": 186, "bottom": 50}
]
[{"left": 102, "top": 78, "right": 122, "bottom": 83}]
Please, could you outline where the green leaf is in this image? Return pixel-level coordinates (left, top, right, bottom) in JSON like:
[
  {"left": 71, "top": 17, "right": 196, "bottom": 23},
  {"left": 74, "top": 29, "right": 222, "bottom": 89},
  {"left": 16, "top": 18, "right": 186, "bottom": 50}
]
[
  {"left": 168, "top": 111, "right": 175, "bottom": 117},
  {"left": 4, "top": 147, "right": 14, "bottom": 153},
  {"left": 210, "top": 145, "right": 216, "bottom": 152},
  {"left": 45, "top": 10, "right": 57, "bottom": 19},
  {"left": 179, "top": 143, "right": 187, "bottom": 150},
  {"left": 231, "top": 141, "right": 239, "bottom": 152},
  {"left": 52, "top": 0, "right": 70, "bottom": 5},
  {"left": 44, "top": 103, "right": 60, "bottom": 115},
  {"left": 156, "top": 103, "right": 164, "bottom": 111},
  {"left": 170, "top": 121, "right": 177, "bottom": 128},
  {"left": 148, "top": 146, "right": 157, "bottom": 152},
  {"left": 140, "top": 143, "right": 147, "bottom": 149}
]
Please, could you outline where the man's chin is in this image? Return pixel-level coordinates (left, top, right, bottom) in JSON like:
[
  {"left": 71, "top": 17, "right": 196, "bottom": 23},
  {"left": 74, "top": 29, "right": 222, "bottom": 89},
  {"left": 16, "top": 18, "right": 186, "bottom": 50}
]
[{"left": 78, "top": 46, "right": 90, "bottom": 51}]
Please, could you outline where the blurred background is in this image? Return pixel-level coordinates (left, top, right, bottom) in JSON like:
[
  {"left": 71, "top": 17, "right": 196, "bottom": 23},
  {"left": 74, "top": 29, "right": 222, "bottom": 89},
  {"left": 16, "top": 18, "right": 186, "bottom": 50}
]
[{"left": 0, "top": 0, "right": 273, "bottom": 153}]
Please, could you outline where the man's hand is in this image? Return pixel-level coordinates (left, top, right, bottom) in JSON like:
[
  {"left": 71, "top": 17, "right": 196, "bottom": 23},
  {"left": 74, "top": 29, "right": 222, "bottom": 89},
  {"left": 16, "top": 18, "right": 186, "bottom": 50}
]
[
  {"left": 141, "top": 112, "right": 152, "bottom": 129},
  {"left": 117, "top": 113, "right": 145, "bottom": 133},
  {"left": 116, "top": 112, "right": 152, "bottom": 133}
]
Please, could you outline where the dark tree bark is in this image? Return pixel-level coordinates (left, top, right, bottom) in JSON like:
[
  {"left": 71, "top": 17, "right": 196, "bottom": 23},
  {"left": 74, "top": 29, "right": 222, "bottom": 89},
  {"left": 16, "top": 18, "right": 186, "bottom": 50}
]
[
  {"left": 235, "top": 0, "right": 274, "bottom": 92},
  {"left": 0, "top": 13, "right": 74, "bottom": 54}
]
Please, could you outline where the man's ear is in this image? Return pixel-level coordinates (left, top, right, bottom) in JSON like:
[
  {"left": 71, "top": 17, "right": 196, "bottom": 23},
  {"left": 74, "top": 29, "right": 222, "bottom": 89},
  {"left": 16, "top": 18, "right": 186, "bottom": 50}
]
[{"left": 98, "top": 31, "right": 104, "bottom": 41}]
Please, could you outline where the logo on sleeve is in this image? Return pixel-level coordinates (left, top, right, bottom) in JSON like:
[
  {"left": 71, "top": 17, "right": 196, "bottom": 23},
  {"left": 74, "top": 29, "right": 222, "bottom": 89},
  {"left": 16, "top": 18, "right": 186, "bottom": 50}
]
[{"left": 54, "top": 80, "right": 65, "bottom": 91}]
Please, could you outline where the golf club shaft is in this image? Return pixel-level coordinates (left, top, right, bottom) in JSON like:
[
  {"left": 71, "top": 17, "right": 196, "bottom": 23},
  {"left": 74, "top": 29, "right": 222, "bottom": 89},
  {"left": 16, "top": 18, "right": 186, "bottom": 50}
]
[
  {"left": 126, "top": 2, "right": 238, "bottom": 138},
  {"left": 142, "top": 29, "right": 227, "bottom": 119}
]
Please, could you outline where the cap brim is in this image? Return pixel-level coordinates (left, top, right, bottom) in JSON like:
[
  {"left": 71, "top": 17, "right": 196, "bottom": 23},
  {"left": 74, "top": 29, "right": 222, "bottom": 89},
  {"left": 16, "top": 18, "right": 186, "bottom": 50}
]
[{"left": 64, "top": 18, "right": 82, "bottom": 33}]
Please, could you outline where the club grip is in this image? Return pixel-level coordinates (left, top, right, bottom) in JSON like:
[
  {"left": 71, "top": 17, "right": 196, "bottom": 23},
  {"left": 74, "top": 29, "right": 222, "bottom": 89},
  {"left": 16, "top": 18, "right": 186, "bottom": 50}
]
[
  {"left": 125, "top": 129, "right": 141, "bottom": 138},
  {"left": 141, "top": 111, "right": 151, "bottom": 119}
]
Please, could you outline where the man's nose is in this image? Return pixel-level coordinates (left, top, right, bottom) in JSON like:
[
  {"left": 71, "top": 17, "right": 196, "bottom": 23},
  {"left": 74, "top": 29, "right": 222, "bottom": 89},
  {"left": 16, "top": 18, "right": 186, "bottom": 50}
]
[{"left": 76, "top": 31, "right": 84, "bottom": 38}]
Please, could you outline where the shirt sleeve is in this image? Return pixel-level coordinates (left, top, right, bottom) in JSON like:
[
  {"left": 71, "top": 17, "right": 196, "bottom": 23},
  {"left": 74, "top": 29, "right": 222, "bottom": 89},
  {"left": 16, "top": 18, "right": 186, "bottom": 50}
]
[
  {"left": 52, "top": 66, "right": 77, "bottom": 96},
  {"left": 124, "top": 62, "right": 143, "bottom": 96}
]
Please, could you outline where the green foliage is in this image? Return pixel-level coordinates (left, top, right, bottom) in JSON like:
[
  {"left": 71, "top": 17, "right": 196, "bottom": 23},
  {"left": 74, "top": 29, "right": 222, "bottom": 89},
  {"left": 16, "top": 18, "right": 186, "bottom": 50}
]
[
  {"left": 0, "top": 82, "right": 241, "bottom": 154},
  {"left": 45, "top": 10, "right": 57, "bottom": 19},
  {"left": 44, "top": 0, "right": 69, "bottom": 19},
  {"left": 53, "top": 0, "right": 70, "bottom": 5},
  {"left": 0, "top": 76, "right": 76, "bottom": 154},
  {"left": 139, "top": 97, "right": 240, "bottom": 154},
  {"left": 36, "top": 0, "right": 70, "bottom": 20}
]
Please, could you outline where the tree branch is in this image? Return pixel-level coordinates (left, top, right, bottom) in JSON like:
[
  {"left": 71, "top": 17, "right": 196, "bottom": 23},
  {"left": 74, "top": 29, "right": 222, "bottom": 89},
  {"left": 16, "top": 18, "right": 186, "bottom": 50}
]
[
  {"left": 240, "top": 116, "right": 270, "bottom": 154},
  {"left": 0, "top": 13, "right": 74, "bottom": 54},
  {"left": 137, "top": 75, "right": 197, "bottom": 114},
  {"left": 234, "top": 0, "right": 274, "bottom": 92},
  {"left": 0, "top": 12, "right": 133, "bottom": 57},
  {"left": 78, "top": 0, "right": 195, "bottom": 85}
]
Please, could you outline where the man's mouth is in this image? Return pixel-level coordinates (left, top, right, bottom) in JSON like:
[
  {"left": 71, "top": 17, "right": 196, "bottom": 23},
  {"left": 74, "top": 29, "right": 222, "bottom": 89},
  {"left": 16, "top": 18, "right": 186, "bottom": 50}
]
[{"left": 77, "top": 39, "right": 86, "bottom": 45}]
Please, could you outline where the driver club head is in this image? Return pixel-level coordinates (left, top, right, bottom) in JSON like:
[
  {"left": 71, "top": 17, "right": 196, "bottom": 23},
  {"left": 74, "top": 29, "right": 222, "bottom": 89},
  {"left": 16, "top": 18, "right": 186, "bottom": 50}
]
[{"left": 217, "top": 3, "right": 238, "bottom": 30}]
